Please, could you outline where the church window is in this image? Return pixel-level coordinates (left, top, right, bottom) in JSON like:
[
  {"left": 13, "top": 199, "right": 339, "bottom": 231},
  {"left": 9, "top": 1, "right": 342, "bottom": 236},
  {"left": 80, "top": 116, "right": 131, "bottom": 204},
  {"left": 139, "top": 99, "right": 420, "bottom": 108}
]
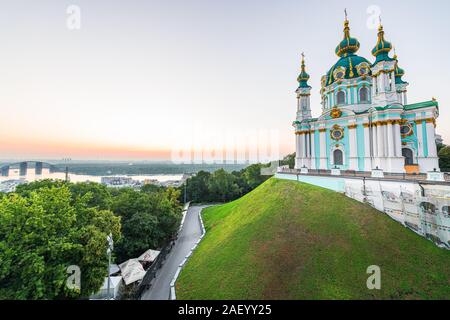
[
  {"left": 333, "top": 149, "right": 343, "bottom": 166},
  {"left": 359, "top": 87, "right": 369, "bottom": 103},
  {"left": 442, "top": 206, "right": 450, "bottom": 217},
  {"left": 336, "top": 91, "right": 346, "bottom": 105},
  {"left": 356, "top": 62, "right": 370, "bottom": 76},
  {"left": 333, "top": 67, "right": 346, "bottom": 81}
]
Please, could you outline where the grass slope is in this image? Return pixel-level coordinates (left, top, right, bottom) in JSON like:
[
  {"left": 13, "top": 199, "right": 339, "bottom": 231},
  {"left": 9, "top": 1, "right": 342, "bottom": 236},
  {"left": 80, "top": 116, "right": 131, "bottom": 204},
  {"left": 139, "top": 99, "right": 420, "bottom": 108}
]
[{"left": 177, "top": 178, "right": 450, "bottom": 299}]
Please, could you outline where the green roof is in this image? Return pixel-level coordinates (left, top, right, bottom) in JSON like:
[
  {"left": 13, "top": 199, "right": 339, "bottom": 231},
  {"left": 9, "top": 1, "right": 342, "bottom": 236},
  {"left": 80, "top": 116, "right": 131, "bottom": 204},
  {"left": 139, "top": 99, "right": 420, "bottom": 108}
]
[{"left": 404, "top": 100, "right": 438, "bottom": 111}]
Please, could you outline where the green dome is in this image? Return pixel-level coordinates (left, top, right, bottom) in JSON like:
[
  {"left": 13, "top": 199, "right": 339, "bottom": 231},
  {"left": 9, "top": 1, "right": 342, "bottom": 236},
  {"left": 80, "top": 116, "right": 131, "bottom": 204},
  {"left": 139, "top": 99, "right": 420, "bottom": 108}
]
[
  {"left": 372, "top": 24, "right": 394, "bottom": 64},
  {"left": 325, "top": 54, "right": 371, "bottom": 86},
  {"left": 297, "top": 54, "right": 311, "bottom": 88},
  {"left": 335, "top": 19, "right": 360, "bottom": 57},
  {"left": 394, "top": 54, "right": 407, "bottom": 84}
]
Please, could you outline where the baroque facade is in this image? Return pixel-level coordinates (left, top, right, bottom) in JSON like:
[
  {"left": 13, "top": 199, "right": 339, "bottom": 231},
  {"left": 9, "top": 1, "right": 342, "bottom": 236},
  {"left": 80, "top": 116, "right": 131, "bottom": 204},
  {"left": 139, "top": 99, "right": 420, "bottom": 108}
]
[{"left": 294, "top": 16, "right": 439, "bottom": 174}]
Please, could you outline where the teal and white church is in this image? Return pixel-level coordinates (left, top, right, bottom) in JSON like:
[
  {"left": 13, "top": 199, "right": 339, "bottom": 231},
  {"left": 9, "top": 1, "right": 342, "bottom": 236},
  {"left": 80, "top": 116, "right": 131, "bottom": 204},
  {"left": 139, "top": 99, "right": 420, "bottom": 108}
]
[{"left": 294, "top": 17, "right": 440, "bottom": 174}]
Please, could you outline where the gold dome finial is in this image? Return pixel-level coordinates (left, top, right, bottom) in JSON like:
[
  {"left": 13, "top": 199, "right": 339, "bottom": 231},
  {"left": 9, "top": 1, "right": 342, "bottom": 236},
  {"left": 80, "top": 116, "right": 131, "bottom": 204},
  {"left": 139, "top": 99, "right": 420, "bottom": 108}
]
[
  {"left": 301, "top": 52, "right": 306, "bottom": 70},
  {"left": 393, "top": 46, "right": 397, "bottom": 60},
  {"left": 343, "top": 8, "right": 350, "bottom": 36}
]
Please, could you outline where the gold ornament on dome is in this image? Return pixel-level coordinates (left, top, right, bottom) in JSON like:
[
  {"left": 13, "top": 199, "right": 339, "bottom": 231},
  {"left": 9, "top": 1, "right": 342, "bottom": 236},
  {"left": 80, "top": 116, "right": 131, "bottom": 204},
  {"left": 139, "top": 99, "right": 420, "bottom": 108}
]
[{"left": 330, "top": 107, "right": 342, "bottom": 119}]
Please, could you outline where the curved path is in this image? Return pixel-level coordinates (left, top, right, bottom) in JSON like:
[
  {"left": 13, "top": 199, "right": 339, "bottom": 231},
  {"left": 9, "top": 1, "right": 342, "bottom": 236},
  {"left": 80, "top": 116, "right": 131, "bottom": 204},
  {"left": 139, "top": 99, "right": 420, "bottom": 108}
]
[{"left": 141, "top": 205, "right": 206, "bottom": 300}]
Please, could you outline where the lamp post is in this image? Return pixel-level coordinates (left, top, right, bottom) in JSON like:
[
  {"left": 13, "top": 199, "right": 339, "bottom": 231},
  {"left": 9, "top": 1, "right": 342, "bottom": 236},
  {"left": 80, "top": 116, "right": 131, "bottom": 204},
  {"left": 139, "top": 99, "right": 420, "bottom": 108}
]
[{"left": 106, "top": 233, "right": 114, "bottom": 300}]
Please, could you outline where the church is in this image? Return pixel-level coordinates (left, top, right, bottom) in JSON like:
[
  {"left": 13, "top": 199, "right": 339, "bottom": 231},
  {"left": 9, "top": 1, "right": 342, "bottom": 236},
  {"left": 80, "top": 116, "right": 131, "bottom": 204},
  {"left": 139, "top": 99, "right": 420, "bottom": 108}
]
[{"left": 294, "top": 15, "right": 440, "bottom": 174}]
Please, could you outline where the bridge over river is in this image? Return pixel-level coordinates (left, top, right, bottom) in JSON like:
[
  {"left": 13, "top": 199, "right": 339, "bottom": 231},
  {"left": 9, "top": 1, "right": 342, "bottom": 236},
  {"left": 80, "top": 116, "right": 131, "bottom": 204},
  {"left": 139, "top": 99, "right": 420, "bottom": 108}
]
[{"left": 0, "top": 161, "right": 68, "bottom": 178}]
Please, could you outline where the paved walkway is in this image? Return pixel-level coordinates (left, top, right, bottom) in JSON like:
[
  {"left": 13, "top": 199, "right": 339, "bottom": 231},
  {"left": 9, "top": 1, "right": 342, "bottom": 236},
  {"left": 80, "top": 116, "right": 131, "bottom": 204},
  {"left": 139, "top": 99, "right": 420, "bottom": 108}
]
[{"left": 141, "top": 205, "right": 206, "bottom": 300}]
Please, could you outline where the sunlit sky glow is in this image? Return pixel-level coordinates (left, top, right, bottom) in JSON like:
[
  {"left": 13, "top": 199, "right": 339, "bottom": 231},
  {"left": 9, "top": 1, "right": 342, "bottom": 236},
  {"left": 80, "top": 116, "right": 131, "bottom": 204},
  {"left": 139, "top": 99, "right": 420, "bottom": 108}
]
[{"left": 1, "top": 0, "right": 449, "bottom": 161}]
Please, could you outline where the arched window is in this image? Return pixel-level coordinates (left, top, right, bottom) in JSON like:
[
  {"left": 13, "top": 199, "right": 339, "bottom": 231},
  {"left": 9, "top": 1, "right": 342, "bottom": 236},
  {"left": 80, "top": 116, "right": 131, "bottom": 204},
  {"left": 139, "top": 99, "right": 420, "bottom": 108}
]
[
  {"left": 402, "top": 148, "right": 414, "bottom": 165},
  {"left": 324, "top": 96, "right": 328, "bottom": 109},
  {"left": 336, "top": 91, "right": 346, "bottom": 105},
  {"left": 333, "top": 149, "right": 343, "bottom": 166},
  {"left": 359, "top": 87, "right": 369, "bottom": 103},
  {"left": 442, "top": 206, "right": 450, "bottom": 217}
]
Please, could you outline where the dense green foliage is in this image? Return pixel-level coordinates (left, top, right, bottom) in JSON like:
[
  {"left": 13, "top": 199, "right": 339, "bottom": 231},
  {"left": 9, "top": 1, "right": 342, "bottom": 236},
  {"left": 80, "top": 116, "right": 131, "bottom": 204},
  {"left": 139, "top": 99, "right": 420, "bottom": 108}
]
[
  {"left": 438, "top": 145, "right": 450, "bottom": 172},
  {"left": 0, "top": 180, "right": 182, "bottom": 299},
  {"left": 111, "top": 186, "right": 182, "bottom": 261},
  {"left": 0, "top": 184, "right": 121, "bottom": 299},
  {"left": 182, "top": 164, "right": 270, "bottom": 203},
  {"left": 177, "top": 178, "right": 450, "bottom": 299},
  {"left": 280, "top": 153, "right": 295, "bottom": 169}
]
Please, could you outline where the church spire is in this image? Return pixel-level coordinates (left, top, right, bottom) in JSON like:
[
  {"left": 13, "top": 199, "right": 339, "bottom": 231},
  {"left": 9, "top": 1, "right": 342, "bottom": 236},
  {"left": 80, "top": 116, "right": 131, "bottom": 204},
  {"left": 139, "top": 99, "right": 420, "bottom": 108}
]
[
  {"left": 372, "top": 17, "right": 393, "bottom": 64},
  {"left": 335, "top": 9, "right": 360, "bottom": 57},
  {"left": 297, "top": 52, "right": 310, "bottom": 88}
]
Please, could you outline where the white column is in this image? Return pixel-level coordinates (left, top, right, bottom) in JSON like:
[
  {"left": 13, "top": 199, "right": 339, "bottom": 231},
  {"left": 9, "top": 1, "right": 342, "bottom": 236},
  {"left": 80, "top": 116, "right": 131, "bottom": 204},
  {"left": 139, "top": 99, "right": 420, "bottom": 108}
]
[
  {"left": 310, "top": 131, "right": 316, "bottom": 169},
  {"left": 426, "top": 120, "right": 438, "bottom": 157},
  {"left": 393, "top": 121, "right": 402, "bottom": 157},
  {"left": 387, "top": 121, "right": 394, "bottom": 157},
  {"left": 363, "top": 124, "right": 372, "bottom": 171},
  {"left": 300, "top": 133, "right": 306, "bottom": 167},
  {"left": 305, "top": 132, "right": 310, "bottom": 168},
  {"left": 295, "top": 134, "right": 300, "bottom": 169},
  {"left": 373, "top": 124, "right": 378, "bottom": 157},
  {"left": 305, "top": 133, "right": 310, "bottom": 158},
  {"left": 349, "top": 125, "right": 358, "bottom": 170},
  {"left": 403, "top": 91, "right": 408, "bottom": 105},
  {"left": 416, "top": 121, "right": 424, "bottom": 158},
  {"left": 377, "top": 123, "right": 384, "bottom": 158},
  {"left": 319, "top": 129, "right": 327, "bottom": 169}
]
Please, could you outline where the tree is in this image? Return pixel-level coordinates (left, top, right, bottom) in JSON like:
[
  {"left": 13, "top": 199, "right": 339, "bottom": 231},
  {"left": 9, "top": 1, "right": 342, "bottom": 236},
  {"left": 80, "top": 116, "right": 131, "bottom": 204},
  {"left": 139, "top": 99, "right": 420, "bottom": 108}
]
[
  {"left": 438, "top": 145, "right": 450, "bottom": 172},
  {"left": 112, "top": 188, "right": 182, "bottom": 262},
  {"left": 242, "top": 164, "right": 269, "bottom": 191},
  {"left": 184, "top": 171, "right": 212, "bottom": 203},
  {"left": 0, "top": 185, "right": 121, "bottom": 299},
  {"left": 207, "top": 169, "right": 241, "bottom": 202},
  {"left": 280, "top": 153, "right": 296, "bottom": 169},
  {"left": 69, "top": 181, "right": 112, "bottom": 210}
]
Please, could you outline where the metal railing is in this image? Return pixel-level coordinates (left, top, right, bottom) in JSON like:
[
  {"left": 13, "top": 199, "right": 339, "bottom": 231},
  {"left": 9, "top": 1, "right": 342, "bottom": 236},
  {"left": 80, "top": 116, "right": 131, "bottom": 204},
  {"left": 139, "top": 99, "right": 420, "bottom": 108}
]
[{"left": 277, "top": 167, "right": 450, "bottom": 182}]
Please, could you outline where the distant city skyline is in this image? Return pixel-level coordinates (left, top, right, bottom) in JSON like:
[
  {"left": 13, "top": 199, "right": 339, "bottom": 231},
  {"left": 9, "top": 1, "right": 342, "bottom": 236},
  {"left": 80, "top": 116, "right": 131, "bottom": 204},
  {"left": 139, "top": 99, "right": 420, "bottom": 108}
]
[{"left": 1, "top": 0, "right": 449, "bottom": 161}]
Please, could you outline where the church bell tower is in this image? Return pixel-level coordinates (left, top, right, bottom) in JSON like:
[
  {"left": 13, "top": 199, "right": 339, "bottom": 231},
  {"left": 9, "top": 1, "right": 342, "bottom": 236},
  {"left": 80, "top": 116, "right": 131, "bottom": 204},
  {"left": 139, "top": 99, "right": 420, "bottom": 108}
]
[{"left": 296, "top": 53, "right": 312, "bottom": 122}]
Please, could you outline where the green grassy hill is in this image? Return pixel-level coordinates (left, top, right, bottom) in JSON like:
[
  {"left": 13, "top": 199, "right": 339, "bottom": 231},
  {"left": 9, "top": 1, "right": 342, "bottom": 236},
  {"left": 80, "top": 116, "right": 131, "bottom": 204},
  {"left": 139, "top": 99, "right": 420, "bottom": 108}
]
[{"left": 177, "top": 178, "right": 450, "bottom": 299}]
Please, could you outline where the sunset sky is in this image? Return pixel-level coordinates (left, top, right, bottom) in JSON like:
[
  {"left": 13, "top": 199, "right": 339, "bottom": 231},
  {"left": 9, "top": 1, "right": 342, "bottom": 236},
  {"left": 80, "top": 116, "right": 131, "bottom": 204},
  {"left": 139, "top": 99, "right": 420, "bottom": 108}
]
[{"left": 1, "top": 0, "right": 449, "bottom": 161}]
